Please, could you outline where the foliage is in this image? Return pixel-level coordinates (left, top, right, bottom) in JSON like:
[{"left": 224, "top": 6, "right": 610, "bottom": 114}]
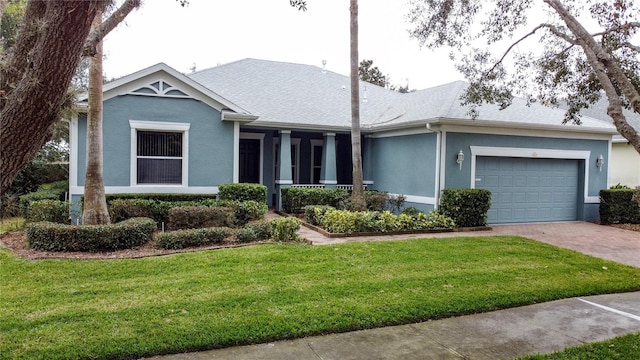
[
  {"left": 26, "top": 200, "right": 69, "bottom": 224},
  {"left": 269, "top": 217, "right": 302, "bottom": 242},
  {"left": 401, "top": 206, "right": 423, "bottom": 217},
  {"left": 599, "top": 189, "right": 640, "bottom": 224},
  {"left": 304, "top": 205, "right": 336, "bottom": 226},
  {"left": 0, "top": 193, "right": 21, "bottom": 218},
  {"left": 317, "top": 209, "right": 455, "bottom": 234},
  {"left": 0, "top": 217, "right": 24, "bottom": 233},
  {"left": 8, "top": 162, "right": 68, "bottom": 196},
  {"left": 0, "top": 0, "right": 26, "bottom": 50},
  {"left": 610, "top": 183, "right": 632, "bottom": 189},
  {"left": 155, "top": 227, "right": 232, "bottom": 250},
  {"left": 359, "top": 59, "right": 387, "bottom": 87},
  {"left": 385, "top": 193, "right": 406, "bottom": 213},
  {"left": 439, "top": 189, "right": 492, "bottom": 228},
  {"left": 234, "top": 221, "right": 272, "bottom": 243},
  {"left": 281, "top": 187, "right": 349, "bottom": 213},
  {"left": 3, "top": 236, "right": 639, "bottom": 359},
  {"left": 19, "top": 183, "right": 68, "bottom": 219},
  {"left": 230, "top": 200, "right": 268, "bottom": 226},
  {"left": 104, "top": 193, "right": 217, "bottom": 205},
  {"left": 218, "top": 183, "right": 267, "bottom": 203},
  {"left": 168, "top": 206, "right": 234, "bottom": 230},
  {"left": 26, "top": 217, "right": 156, "bottom": 252},
  {"left": 406, "top": 0, "right": 640, "bottom": 154}
]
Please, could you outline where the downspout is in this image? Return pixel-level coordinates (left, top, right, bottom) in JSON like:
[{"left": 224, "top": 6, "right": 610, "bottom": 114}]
[{"left": 427, "top": 123, "right": 443, "bottom": 209}]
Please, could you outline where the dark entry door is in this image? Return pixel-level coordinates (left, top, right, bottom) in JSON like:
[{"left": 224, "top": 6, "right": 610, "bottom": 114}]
[{"left": 239, "top": 139, "right": 261, "bottom": 183}]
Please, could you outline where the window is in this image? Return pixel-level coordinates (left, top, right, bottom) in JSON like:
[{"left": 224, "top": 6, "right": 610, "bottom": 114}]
[
  {"left": 311, "top": 140, "right": 323, "bottom": 184},
  {"left": 129, "top": 120, "right": 190, "bottom": 186},
  {"left": 137, "top": 131, "right": 183, "bottom": 184}
]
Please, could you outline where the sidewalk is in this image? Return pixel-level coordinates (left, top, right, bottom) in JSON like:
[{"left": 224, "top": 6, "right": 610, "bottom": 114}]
[{"left": 145, "top": 291, "right": 640, "bottom": 360}]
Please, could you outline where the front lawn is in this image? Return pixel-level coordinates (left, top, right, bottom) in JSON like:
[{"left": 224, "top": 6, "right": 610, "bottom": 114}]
[
  {"left": 519, "top": 332, "right": 640, "bottom": 359},
  {"left": 1, "top": 236, "right": 639, "bottom": 359}
]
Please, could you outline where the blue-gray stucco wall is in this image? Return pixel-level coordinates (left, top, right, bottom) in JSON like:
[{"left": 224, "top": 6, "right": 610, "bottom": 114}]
[
  {"left": 76, "top": 95, "right": 234, "bottom": 188},
  {"left": 370, "top": 133, "right": 438, "bottom": 197},
  {"left": 444, "top": 132, "right": 609, "bottom": 221}
]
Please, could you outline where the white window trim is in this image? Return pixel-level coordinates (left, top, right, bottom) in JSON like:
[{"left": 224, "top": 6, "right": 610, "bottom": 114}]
[
  {"left": 238, "top": 132, "right": 265, "bottom": 184},
  {"left": 469, "top": 146, "right": 598, "bottom": 203},
  {"left": 310, "top": 139, "right": 323, "bottom": 184},
  {"left": 129, "top": 120, "right": 190, "bottom": 187}
]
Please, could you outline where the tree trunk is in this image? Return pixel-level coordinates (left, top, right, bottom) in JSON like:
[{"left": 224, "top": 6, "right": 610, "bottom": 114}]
[
  {"left": 82, "top": 9, "right": 110, "bottom": 225},
  {"left": 349, "top": 0, "right": 366, "bottom": 211},
  {"left": 545, "top": 0, "right": 640, "bottom": 155},
  {"left": 0, "top": 1, "right": 102, "bottom": 194}
]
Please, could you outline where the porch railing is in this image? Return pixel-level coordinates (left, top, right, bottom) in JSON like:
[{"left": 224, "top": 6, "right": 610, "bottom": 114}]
[{"left": 288, "top": 184, "right": 368, "bottom": 190}]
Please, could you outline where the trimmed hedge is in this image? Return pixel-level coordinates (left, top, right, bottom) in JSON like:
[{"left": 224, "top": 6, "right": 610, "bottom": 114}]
[
  {"left": 19, "top": 186, "right": 67, "bottom": 218},
  {"left": 103, "top": 193, "right": 218, "bottom": 205},
  {"left": 235, "top": 221, "right": 272, "bottom": 243},
  {"left": 168, "top": 206, "right": 235, "bottom": 230},
  {"left": 26, "top": 200, "right": 69, "bottom": 224},
  {"left": 270, "top": 217, "right": 302, "bottom": 242},
  {"left": 155, "top": 227, "right": 232, "bottom": 250},
  {"left": 26, "top": 217, "right": 156, "bottom": 252},
  {"left": 599, "top": 189, "right": 640, "bottom": 224},
  {"left": 218, "top": 183, "right": 267, "bottom": 203},
  {"left": 315, "top": 208, "right": 455, "bottom": 234},
  {"left": 281, "top": 188, "right": 349, "bottom": 213},
  {"left": 439, "top": 188, "right": 492, "bottom": 228}
]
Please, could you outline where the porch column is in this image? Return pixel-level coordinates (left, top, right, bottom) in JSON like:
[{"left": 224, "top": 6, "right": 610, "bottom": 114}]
[
  {"left": 363, "top": 135, "right": 374, "bottom": 187},
  {"left": 276, "top": 130, "right": 293, "bottom": 210},
  {"left": 321, "top": 132, "right": 337, "bottom": 188}
]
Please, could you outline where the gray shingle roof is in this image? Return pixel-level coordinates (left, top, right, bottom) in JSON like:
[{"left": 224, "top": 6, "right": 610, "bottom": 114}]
[{"left": 188, "top": 58, "right": 616, "bottom": 134}]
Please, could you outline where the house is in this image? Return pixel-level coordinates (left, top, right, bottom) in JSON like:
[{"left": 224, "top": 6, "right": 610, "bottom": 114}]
[{"left": 69, "top": 59, "right": 618, "bottom": 224}]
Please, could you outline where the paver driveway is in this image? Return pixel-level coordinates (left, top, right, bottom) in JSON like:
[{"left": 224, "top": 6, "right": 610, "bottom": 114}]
[{"left": 304, "top": 222, "right": 640, "bottom": 268}]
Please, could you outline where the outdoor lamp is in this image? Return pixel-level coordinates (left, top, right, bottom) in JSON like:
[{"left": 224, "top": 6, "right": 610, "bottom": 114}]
[
  {"left": 596, "top": 154, "right": 604, "bottom": 172},
  {"left": 456, "top": 150, "right": 464, "bottom": 170}
]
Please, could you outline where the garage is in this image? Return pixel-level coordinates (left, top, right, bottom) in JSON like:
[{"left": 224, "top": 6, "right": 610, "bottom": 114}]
[{"left": 475, "top": 156, "right": 580, "bottom": 224}]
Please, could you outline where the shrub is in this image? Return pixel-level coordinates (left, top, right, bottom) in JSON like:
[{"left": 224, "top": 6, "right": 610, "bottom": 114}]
[
  {"left": 234, "top": 200, "right": 268, "bottom": 226},
  {"left": 168, "top": 206, "right": 235, "bottom": 230},
  {"left": 385, "top": 193, "right": 406, "bottom": 213},
  {"left": 109, "top": 199, "right": 203, "bottom": 225},
  {"left": 317, "top": 209, "right": 455, "bottom": 234},
  {"left": 104, "top": 193, "right": 217, "bottom": 205},
  {"left": 319, "top": 209, "right": 359, "bottom": 233},
  {"left": 26, "top": 217, "right": 156, "bottom": 252},
  {"left": 610, "top": 183, "right": 631, "bottom": 190},
  {"left": 26, "top": 200, "right": 69, "bottom": 224},
  {"left": 269, "top": 217, "right": 301, "bottom": 242},
  {"left": 363, "top": 190, "right": 388, "bottom": 212},
  {"left": 155, "top": 227, "right": 231, "bottom": 250},
  {"left": 235, "top": 221, "right": 272, "bottom": 243},
  {"left": 218, "top": 183, "right": 267, "bottom": 203},
  {"left": 599, "top": 189, "right": 640, "bottom": 224},
  {"left": 1, "top": 193, "right": 21, "bottom": 218},
  {"left": 281, "top": 187, "right": 349, "bottom": 213},
  {"left": 439, "top": 189, "right": 492, "bottom": 227},
  {"left": 303, "top": 205, "right": 335, "bottom": 226},
  {"left": 401, "top": 206, "right": 424, "bottom": 217},
  {"left": 19, "top": 190, "right": 63, "bottom": 218}
]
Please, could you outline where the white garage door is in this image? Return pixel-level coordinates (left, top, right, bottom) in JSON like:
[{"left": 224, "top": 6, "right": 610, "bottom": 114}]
[{"left": 475, "top": 157, "right": 579, "bottom": 224}]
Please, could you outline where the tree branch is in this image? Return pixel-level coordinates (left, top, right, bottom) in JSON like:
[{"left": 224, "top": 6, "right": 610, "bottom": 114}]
[
  {"left": 591, "top": 21, "right": 640, "bottom": 38},
  {"left": 83, "top": 0, "right": 141, "bottom": 56}
]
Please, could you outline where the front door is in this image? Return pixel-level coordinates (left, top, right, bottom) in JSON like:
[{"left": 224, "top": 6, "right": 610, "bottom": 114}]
[{"left": 239, "top": 138, "right": 261, "bottom": 183}]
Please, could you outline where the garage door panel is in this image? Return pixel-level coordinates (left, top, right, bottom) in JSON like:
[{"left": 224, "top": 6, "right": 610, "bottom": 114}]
[{"left": 476, "top": 157, "right": 579, "bottom": 224}]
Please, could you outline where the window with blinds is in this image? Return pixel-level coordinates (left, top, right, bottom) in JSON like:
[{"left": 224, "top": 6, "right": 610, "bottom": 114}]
[{"left": 136, "top": 131, "right": 183, "bottom": 184}]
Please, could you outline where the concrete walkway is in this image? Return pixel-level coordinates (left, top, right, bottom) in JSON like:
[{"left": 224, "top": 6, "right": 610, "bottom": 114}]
[
  {"left": 146, "top": 292, "right": 640, "bottom": 360},
  {"left": 145, "top": 221, "right": 640, "bottom": 360}
]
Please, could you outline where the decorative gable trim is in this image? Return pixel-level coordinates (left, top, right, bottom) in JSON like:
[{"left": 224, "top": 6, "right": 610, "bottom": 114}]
[{"left": 130, "top": 80, "right": 191, "bottom": 98}]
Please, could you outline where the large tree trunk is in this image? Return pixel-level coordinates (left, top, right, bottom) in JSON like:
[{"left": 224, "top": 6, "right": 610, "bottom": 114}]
[
  {"left": 349, "top": 0, "right": 366, "bottom": 211},
  {"left": 545, "top": 0, "right": 640, "bottom": 155},
  {"left": 82, "top": 9, "right": 110, "bottom": 225},
  {"left": 0, "top": 1, "right": 102, "bottom": 194}
]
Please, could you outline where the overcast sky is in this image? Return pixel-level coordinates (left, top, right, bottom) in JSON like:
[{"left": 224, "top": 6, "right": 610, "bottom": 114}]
[{"left": 103, "top": 0, "right": 464, "bottom": 90}]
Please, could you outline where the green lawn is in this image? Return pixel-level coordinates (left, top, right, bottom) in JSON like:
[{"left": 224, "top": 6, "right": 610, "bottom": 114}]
[
  {"left": 520, "top": 332, "right": 640, "bottom": 359},
  {"left": 1, "top": 236, "right": 639, "bottom": 359}
]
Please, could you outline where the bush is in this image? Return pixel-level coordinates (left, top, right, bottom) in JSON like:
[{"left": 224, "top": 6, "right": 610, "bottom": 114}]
[
  {"left": 234, "top": 221, "right": 272, "bottom": 243},
  {"left": 363, "top": 191, "right": 389, "bottom": 212},
  {"left": 401, "top": 206, "right": 423, "bottom": 217},
  {"left": 168, "top": 206, "right": 235, "bottom": 230},
  {"left": 439, "top": 189, "right": 492, "bottom": 227},
  {"left": 599, "top": 189, "right": 640, "bottom": 224},
  {"left": 234, "top": 200, "right": 268, "bottom": 226},
  {"left": 26, "top": 200, "right": 69, "bottom": 224},
  {"left": 218, "top": 183, "right": 267, "bottom": 203},
  {"left": 269, "top": 217, "right": 302, "bottom": 242},
  {"left": 317, "top": 209, "right": 455, "bottom": 234},
  {"left": 109, "top": 199, "right": 206, "bottom": 225},
  {"left": 104, "top": 193, "right": 217, "bottom": 205},
  {"left": 155, "top": 227, "right": 231, "bottom": 250},
  {"left": 1, "top": 193, "right": 21, "bottom": 218},
  {"left": 19, "top": 191, "right": 63, "bottom": 218},
  {"left": 303, "top": 205, "right": 335, "bottom": 226},
  {"left": 26, "top": 217, "right": 156, "bottom": 252},
  {"left": 281, "top": 187, "right": 349, "bottom": 213}
]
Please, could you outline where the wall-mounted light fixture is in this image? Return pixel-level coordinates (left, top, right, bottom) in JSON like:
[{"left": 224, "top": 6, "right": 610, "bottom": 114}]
[
  {"left": 456, "top": 150, "right": 464, "bottom": 170},
  {"left": 596, "top": 154, "right": 604, "bottom": 172}
]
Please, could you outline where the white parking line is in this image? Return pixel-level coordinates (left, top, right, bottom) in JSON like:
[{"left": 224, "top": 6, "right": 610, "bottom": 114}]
[{"left": 578, "top": 298, "right": 640, "bottom": 322}]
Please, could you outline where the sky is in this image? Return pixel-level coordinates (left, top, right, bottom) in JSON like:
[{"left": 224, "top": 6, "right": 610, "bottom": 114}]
[{"left": 103, "top": 0, "right": 464, "bottom": 90}]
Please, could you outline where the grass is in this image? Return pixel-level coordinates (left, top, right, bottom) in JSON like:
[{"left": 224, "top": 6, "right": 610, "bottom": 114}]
[
  {"left": 1, "top": 235, "right": 639, "bottom": 359},
  {"left": 520, "top": 332, "right": 640, "bottom": 359},
  {"left": 0, "top": 217, "right": 23, "bottom": 233}
]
